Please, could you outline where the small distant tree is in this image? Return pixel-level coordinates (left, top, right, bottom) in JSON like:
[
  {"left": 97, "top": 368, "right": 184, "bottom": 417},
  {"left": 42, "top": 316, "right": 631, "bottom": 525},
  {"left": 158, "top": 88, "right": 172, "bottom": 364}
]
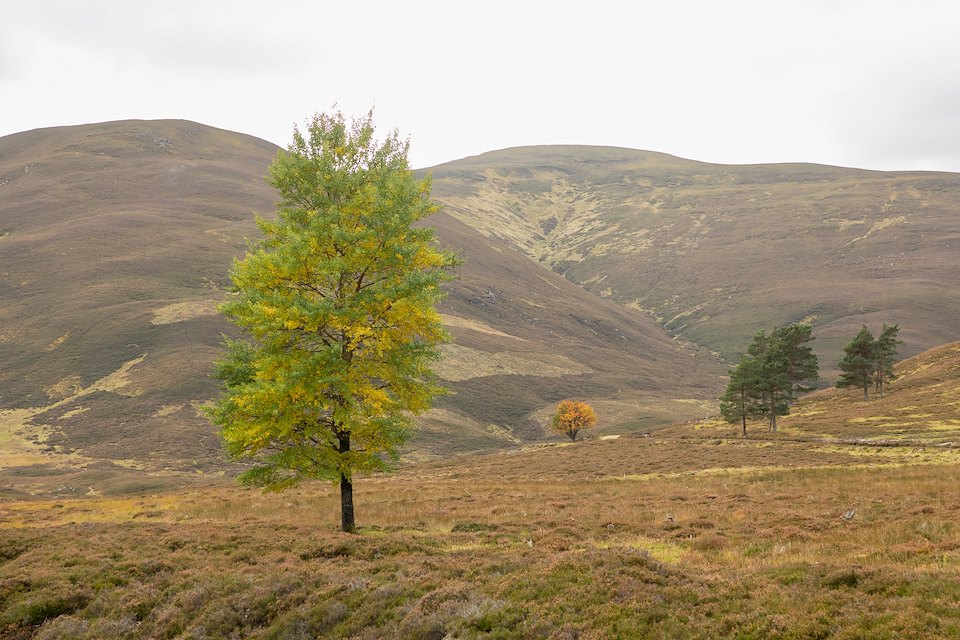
[
  {"left": 205, "top": 110, "right": 459, "bottom": 532},
  {"left": 874, "top": 324, "right": 902, "bottom": 398},
  {"left": 836, "top": 326, "right": 876, "bottom": 401},
  {"left": 551, "top": 400, "right": 597, "bottom": 441}
]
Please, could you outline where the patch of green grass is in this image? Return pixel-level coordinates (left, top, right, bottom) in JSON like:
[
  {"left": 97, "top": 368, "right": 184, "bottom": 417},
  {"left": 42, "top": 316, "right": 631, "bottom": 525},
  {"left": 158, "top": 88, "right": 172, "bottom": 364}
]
[{"left": 1, "top": 589, "right": 89, "bottom": 627}]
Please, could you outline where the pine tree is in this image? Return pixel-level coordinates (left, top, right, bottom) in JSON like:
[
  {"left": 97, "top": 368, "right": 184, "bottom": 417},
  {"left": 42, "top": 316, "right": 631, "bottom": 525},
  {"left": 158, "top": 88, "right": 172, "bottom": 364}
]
[
  {"left": 719, "top": 354, "right": 766, "bottom": 437},
  {"left": 771, "top": 323, "right": 819, "bottom": 401},
  {"left": 745, "top": 330, "right": 788, "bottom": 432},
  {"left": 874, "top": 324, "right": 902, "bottom": 398},
  {"left": 836, "top": 326, "right": 876, "bottom": 401},
  {"left": 205, "top": 110, "right": 459, "bottom": 532}
]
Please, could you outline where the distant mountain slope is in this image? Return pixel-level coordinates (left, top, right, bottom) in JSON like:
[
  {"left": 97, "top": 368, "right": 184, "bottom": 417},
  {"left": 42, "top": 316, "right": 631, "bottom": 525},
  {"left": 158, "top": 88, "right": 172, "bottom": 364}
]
[
  {"left": 429, "top": 146, "right": 960, "bottom": 368},
  {"left": 427, "top": 212, "right": 722, "bottom": 447},
  {"left": 0, "top": 121, "right": 721, "bottom": 494}
]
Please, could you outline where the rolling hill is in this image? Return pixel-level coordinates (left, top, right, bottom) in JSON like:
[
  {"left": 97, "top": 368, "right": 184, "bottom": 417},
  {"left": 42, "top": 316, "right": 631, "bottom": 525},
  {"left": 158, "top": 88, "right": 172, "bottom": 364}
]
[
  {"left": 429, "top": 146, "right": 960, "bottom": 368},
  {"left": 0, "top": 121, "right": 721, "bottom": 494}
]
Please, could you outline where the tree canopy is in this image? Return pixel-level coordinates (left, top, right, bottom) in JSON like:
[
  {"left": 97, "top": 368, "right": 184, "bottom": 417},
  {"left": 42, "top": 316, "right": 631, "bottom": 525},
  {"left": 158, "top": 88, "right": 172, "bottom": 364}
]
[
  {"left": 874, "top": 324, "right": 902, "bottom": 398},
  {"left": 205, "top": 110, "right": 459, "bottom": 531},
  {"left": 551, "top": 400, "right": 597, "bottom": 442},
  {"left": 719, "top": 353, "right": 766, "bottom": 437},
  {"left": 836, "top": 326, "right": 877, "bottom": 401}
]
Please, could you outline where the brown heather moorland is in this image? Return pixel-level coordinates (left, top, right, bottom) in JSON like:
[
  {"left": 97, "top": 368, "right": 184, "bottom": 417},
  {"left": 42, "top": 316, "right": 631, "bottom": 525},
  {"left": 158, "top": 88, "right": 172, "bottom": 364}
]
[{"left": 1, "top": 344, "right": 958, "bottom": 639}]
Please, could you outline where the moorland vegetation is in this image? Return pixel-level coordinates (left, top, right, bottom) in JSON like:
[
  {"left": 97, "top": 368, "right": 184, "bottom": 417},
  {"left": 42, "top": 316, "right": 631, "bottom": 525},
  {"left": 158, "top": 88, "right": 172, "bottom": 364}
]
[{"left": 2, "top": 341, "right": 959, "bottom": 638}]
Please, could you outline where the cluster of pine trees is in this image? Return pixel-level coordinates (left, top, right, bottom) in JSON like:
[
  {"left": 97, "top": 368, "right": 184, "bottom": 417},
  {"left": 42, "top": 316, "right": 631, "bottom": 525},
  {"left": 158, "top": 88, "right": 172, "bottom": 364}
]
[
  {"left": 836, "top": 324, "right": 902, "bottom": 401},
  {"left": 720, "top": 323, "right": 902, "bottom": 436},
  {"left": 719, "top": 324, "right": 819, "bottom": 436}
]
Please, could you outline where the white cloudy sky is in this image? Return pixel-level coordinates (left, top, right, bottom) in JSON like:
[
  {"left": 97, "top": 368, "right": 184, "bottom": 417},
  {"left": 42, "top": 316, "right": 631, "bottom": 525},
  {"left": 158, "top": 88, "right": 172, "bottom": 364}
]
[{"left": 3, "top": 0, "right": 959, "bottom": 171}]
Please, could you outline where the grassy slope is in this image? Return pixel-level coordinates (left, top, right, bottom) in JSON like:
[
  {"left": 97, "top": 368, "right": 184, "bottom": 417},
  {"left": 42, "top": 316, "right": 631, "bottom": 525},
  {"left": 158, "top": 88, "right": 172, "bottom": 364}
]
[
  {"left": 1, "top": 344, "right": 958, "bottom": 639},
  {"left": 428, "top": 146, "right": 960, "bottom": 370},
  {"left": 677, "top": 340, "right": 960, "bottom": 445},
  {"left": 0, "top": 122, "right": 722, "bottom": 494}
]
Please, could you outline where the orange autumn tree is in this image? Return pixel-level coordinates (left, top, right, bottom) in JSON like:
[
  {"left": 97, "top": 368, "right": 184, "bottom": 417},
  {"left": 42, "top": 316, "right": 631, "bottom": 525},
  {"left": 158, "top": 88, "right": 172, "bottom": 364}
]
[{"left": 551, "top": 400, "right": 597, "bottom": 441}]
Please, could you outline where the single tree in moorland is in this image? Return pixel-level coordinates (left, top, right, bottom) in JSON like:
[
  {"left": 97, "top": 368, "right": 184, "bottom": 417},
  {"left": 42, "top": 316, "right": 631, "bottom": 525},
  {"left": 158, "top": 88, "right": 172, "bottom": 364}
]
[
  {"left": 551, "top": 400, "right": 597, "bottom": 442},
  {"left": 205, "top": 110, "right": 459, "bottom": 532},
  {"left": 874, "top": 324, "right": 902, "bottom": 398},
  {"left": 719, "top": 354, "right": 766, "bottom": 437},
  {"left": 836, "top": 326, "right": 876, "bottom": 401}
]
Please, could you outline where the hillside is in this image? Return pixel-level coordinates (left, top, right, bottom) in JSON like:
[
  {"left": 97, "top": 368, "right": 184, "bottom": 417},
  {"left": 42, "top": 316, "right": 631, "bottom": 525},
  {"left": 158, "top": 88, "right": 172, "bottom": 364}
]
[
  {"left": 0, "top": 121, "right": 721, "bottom": 495},
  {"left": 429, "top": 146, "right": 960, "bottom": 368},
  {"left": 5, "top": 121, "right": 959, "bottom": 496},
  {"left": 409, "top": 339, "right": 960, "bottom": 481},
  {"left": 750, "top": 339, "right": 960, "bottom": 444}
]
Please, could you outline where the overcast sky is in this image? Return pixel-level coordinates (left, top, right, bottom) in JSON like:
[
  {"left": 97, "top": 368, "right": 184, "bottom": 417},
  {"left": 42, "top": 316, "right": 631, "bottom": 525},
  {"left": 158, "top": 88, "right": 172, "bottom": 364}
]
[{"left": 3, "top": 1, "right": 959, "bottom": 171}]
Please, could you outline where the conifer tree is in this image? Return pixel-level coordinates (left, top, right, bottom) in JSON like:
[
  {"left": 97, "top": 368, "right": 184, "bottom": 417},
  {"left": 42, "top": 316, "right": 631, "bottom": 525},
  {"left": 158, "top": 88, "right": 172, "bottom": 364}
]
[
  {"left": 771, "top": 323, "right": 819, "bottom": 401},
  {"left": 836, "top": 326, "right": 876, "bottom": 401},
  {"left": 747, "top": 330, "right": 786, "bottom": 432},
  {"left": 205, "top": 110, "right": 458, "bottom": 532},
  {"left": 874, "top": 324, "right": 902, "bottom": 398},
  {"left": 719, "top": 354, "right": 766, "bottom": 437}
]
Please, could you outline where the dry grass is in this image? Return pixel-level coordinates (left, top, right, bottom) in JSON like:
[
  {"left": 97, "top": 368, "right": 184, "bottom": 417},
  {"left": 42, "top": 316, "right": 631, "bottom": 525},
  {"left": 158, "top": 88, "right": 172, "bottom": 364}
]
[
  {"left": 434, "top": 344, "right": 591, "bottom": 382},
  {"left": 150, "top": 299, "right": 222, "bottom": 325}
]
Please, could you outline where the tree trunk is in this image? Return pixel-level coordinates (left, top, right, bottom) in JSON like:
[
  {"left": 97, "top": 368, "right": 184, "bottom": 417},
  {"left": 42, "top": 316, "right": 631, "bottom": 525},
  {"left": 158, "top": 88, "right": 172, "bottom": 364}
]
[
  {"left": 340, "top": 475, "right": 355, "bottom": 533},
  {"left": 338, "top": 431, "right": 355, "bottom": 533},
  {"left": 740, "top": 387, "right": 747, "bottom": 438},
  {"left": 862, "top": 383, "right": 869, "bottom": 401}
]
